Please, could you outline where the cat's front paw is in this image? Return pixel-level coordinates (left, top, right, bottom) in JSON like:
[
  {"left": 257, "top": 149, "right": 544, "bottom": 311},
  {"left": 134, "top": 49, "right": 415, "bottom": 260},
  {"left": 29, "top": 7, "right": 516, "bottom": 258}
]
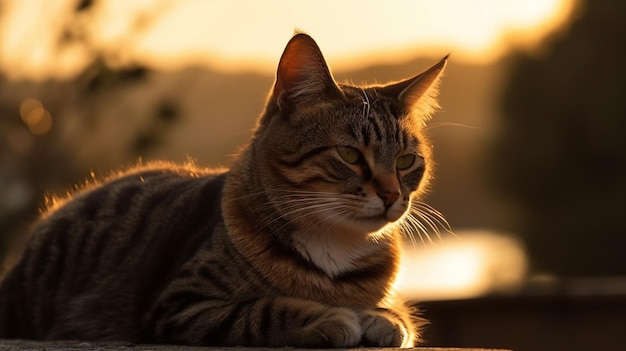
[
  {"left": 299, "top": 307, "right": 361, "bottom": 347},
  {"left": 359, "top": 309, "right": 408, "bottom": 347}
]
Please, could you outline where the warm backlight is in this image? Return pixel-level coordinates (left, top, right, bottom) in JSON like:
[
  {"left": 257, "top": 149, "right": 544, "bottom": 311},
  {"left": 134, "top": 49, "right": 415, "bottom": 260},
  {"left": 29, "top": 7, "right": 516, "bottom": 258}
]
[
  {"left": 0, "top": 0, "right": 577, "bottom": 80},
  {"left": 1, "top": 0, "right": 567, "bottom": 300}
]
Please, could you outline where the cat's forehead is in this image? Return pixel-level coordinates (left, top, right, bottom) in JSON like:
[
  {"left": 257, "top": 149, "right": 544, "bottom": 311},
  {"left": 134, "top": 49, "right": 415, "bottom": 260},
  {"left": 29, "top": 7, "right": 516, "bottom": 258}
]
[
  {"left": 340, "top": 86, "right": 402, "bottom": 115},
  {"left": 335, "top": 86, "right": 418, "bottom": 148},
  {"left": 335, "top": 88, "right": 398, "bottom": 129}
]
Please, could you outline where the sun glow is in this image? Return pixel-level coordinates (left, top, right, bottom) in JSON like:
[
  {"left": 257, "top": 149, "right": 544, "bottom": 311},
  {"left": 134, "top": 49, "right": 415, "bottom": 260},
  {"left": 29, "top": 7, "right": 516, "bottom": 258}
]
[
  {"left": 0, "top": 0, "right": 577, "bottom": 80},
  {"left": 0, "top": 0, "right": 561, "bottom": 301},
  {"left": 395, "top": 231, "right": 528, "bottom": 301}
]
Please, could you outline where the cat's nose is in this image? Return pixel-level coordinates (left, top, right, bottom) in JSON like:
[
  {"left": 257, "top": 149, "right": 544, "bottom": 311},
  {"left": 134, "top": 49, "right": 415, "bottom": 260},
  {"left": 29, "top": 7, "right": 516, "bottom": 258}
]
[{"left": 377, "top": 190, "right": 400, "bottom": 209}]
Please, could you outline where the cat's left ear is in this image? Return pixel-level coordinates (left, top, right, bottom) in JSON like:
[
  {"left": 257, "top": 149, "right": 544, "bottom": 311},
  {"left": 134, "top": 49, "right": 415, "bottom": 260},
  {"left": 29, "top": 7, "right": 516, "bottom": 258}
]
[
  {"left": 379, "top": 55, "right": 448, "bottom": 119},
  {"left": 273, "top": 33, "right": 342, "bottom": 112}
]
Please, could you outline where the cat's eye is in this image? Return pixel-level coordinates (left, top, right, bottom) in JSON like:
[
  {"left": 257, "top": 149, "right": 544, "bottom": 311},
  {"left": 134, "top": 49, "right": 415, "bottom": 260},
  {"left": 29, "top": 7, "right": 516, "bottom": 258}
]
[
  {"left": 337, "top": 146, "right": 361, "bottom": 164},
  {"left": 396, "top": 154, "right": 416, "bottom": 170}
]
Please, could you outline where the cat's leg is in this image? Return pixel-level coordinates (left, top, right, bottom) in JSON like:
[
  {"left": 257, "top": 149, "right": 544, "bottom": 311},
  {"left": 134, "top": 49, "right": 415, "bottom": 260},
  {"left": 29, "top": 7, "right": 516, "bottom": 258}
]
[
  {"left": 280, "top": 300, "right": 362, "bottom": 347},
  {"left": 149, "top": 295, "right": 363, "bottom": 347},
  {"left": 359, "top": 307, "right": 416, "bottom": 347}
]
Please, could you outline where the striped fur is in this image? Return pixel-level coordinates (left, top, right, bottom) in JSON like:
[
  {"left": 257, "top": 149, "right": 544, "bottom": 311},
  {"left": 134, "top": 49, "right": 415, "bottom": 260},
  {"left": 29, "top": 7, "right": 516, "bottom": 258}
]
[{"left": 0, "top": 33, "right": 446, "bottom": 347}]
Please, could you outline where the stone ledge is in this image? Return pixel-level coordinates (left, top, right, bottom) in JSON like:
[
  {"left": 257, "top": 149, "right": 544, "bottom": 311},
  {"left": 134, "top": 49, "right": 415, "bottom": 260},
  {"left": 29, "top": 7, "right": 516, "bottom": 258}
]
[{"left": 0, "top": 340, "right": 510, "bottom": 351}]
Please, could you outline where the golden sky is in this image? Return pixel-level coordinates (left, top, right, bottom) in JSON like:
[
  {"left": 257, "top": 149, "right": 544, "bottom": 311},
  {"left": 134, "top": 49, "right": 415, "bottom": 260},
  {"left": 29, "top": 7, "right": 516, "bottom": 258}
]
[
  {"left": 1, "top": 0, "right": 577, "bottom": 300},
  {"left": 0, "top": 0, "right": 577, "bottom": 80}
]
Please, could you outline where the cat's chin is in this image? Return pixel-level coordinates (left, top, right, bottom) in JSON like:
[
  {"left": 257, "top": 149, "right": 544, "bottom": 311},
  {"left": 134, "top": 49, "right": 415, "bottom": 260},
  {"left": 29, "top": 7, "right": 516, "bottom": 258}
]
[
  {"left": 354, "top": 215, "right": 389, "bottom": 232},
  {"left": 323, "top": 209, "right": 406, "bottom": 237},
  {"left": 335, "top": 214, "right": 396, "bottom": 236}
]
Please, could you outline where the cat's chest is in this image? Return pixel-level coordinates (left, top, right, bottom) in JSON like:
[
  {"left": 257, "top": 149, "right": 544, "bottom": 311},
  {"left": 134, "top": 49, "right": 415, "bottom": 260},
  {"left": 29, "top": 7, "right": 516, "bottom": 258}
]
[
  {"left": 233, "top": 232, "right": 396, "bottom": 308},
  {"left": 221, "top": 193, "right": 398, "bottom": 307},
  {"left": 292, "top": 229, "right": 389, "bottom": 278}
]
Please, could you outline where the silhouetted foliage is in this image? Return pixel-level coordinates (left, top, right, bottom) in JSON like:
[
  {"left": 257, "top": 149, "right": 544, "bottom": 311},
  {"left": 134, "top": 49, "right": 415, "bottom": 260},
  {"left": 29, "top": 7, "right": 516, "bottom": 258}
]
[
  {"left": 75, "top": 0, "right": 95, "bottom": 12},
  {"left": 83, "top": 59, "right": 149, "bottom": 93},
  {"left": 0, "top": 1, "right": 180, "bottom": 268},
  {"left": 491, "top": 1, "right": 626, "bottom": 276},
  {"left": 133, "top": 100, "right": 180, "bottom": 155}
]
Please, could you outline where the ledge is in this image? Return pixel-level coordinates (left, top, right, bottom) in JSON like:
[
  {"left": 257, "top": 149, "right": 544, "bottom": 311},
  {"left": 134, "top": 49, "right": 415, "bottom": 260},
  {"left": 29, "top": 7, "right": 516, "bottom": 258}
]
[{"left": 0, "top": 340, "right": 510, "bottom": 351}]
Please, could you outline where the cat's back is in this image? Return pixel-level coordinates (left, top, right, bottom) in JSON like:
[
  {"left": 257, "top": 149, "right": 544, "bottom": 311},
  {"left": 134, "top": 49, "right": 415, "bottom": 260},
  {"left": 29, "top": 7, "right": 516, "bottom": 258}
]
[{"left": 0, "top": 163, "right": 227, "bottom": 340}]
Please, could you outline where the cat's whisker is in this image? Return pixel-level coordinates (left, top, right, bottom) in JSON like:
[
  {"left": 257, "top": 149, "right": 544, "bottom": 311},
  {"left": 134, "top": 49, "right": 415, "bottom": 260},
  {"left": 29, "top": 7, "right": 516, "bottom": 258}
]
[
  {"left": 413, "top": 218, "right": 434, "bottom": 245},
  {"left": 393, "top": 218, "right": 416, "bottom": 245},
  {"left": 410, "top": 208, "right": 443, "bottom": 241},
  {"left": 411, "top": 201, "right": 455, "bottom": 236},
  {"left": 225, "top": 188, "right": 341, "bottom": 205},
  {"left": 422, "top": 122, "right": 478, "bottom": 131},
  {"left": 272, "top": 197, "right": 340, "bottom": 204},
  {"left": 301, "top": 206, "right": 353, "bottom": 234},
  {"left": 267, "top": 203, "right": 352, "bottom": 236},
  {"left": 402, "top": 211, "right": 433, "bottom": 245},
  {"left": 272, "top": 189, "right": 341, "bottom": 196},
  {"left": 282, "top": 202, "right": 348, "bottom": 218},
  {"left": 223, "top": 189, "right": 269, "bottom": 203},
  {"left": 267, "top": 192, "right": 347, "bottom": 204},
  {"left": 257, "top": 198, "right": 351, "bottom": 232},
  {"left": 406, "top": 227, "right": 421, "bottom": 248},
  {"left": 256, "top": 193, "right": 331, "bottom": 211},
  {"left": 398, "top": 220, "right": 420, "bottom": 247}
]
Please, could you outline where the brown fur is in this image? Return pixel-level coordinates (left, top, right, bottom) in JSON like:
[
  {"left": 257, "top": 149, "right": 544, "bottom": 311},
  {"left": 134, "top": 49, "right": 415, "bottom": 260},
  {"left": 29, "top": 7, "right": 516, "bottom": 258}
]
[{"left": 0, "top": 33, "right": 446, "bottom": 347}]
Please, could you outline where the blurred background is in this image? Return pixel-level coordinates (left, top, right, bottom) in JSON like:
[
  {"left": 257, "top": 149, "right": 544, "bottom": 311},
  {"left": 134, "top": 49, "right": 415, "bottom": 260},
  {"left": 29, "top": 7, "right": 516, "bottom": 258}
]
[{"left": 1, "top": 0, "right": 625, "bottom": 350}]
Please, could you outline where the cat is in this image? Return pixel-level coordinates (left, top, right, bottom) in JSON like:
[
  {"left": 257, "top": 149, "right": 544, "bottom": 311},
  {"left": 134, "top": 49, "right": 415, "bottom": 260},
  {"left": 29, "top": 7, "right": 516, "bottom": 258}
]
[{"left": 0, "top": 33, "right": 447, "bottom": 347}]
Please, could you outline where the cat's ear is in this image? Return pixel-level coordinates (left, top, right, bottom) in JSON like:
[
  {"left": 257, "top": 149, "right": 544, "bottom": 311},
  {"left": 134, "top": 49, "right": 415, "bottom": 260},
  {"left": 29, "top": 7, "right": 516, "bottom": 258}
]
[
  {"left": 379, "top": 55, "right": 448, "bottom": 119},
  {"left": 273, "top": 33, "right": 342, "bottom": 111}
]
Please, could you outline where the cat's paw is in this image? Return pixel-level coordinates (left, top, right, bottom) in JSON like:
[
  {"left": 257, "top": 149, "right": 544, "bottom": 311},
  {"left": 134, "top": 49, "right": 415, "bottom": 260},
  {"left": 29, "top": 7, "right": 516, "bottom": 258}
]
[
  {"left": 299, "top": 307, "right": 361, "bottom": 347},
  {"left": 359, "top": 309, "right": 407, "bottom": 347}
]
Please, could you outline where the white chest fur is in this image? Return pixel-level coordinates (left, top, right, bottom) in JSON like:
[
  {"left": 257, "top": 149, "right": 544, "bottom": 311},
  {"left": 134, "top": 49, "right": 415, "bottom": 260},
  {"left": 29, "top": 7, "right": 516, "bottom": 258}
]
[{"left": 292, "top": 228, "right": 389, "bottom": 277}]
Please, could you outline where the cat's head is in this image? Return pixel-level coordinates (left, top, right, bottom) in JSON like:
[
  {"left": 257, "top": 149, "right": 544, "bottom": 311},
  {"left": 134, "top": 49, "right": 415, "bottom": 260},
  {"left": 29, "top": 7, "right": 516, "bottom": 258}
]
[{"left": 252, "top": 33, "right": 446, "bottom": 238}]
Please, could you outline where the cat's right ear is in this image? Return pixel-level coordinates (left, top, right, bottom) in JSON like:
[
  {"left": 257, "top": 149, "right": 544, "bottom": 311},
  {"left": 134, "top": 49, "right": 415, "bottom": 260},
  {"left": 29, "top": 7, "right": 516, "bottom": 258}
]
[{"left": 273, "top": 33, "right": 342, "bottom": 112}]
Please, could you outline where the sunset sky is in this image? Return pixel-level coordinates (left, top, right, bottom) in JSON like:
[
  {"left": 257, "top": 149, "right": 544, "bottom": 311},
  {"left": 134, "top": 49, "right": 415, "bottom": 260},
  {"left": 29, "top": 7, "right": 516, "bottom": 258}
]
[
  {"left": 0, "top": 0, "right": 580, "bottom": 301},
  {"left": 0, "top": 0, "right": 577, "bottom": 80}
]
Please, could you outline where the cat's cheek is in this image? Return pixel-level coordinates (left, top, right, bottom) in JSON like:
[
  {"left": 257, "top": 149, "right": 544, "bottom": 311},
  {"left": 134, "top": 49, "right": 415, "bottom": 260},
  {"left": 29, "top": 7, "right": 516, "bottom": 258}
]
[{"left": 401, "top": 170, "right": 426, "bottom": 193}]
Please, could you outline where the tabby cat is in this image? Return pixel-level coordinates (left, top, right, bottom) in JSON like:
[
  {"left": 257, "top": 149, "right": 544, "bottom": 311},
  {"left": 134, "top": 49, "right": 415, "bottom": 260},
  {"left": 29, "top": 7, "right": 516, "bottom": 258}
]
[{"left": 0, "top": 33, "right": 447, "bottom": 347}]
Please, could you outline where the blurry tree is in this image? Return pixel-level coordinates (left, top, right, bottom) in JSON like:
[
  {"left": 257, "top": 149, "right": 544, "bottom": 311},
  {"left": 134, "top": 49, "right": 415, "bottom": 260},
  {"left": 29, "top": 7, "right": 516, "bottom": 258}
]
[
  {"left": 0, "top": 0, "right": 180, "bottom": 268},
  {"left": 490, "top": 1, "right": 626, "bottom": 276}
]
